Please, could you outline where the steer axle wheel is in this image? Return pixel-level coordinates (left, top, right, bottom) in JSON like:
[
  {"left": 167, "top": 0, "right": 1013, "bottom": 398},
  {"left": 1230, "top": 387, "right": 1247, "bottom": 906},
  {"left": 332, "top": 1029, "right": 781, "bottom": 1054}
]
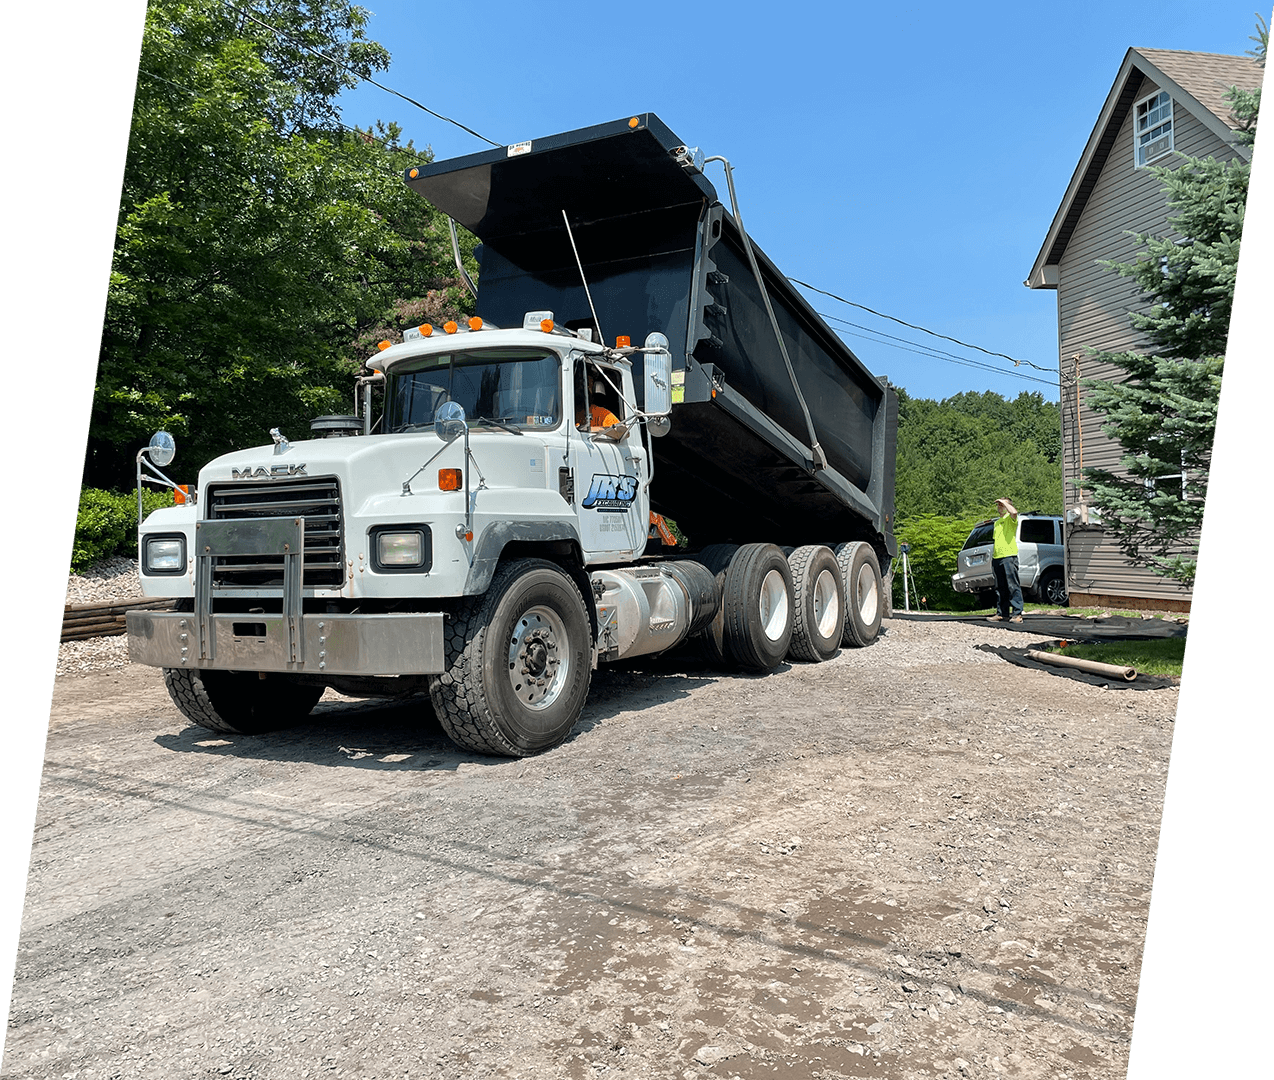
[
  {"left": 162, "top": 667, "right": 324, "bottom": 735},
  {"left": 430, "top": 558, "right": 592, "bottom": 757}
]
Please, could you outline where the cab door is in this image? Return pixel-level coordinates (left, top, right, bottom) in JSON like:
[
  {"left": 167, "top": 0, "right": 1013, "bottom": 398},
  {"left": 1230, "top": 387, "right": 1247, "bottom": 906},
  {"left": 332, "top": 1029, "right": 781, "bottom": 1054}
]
[{"left": 570, "top": 358, "right": 647, "bottom": 560}]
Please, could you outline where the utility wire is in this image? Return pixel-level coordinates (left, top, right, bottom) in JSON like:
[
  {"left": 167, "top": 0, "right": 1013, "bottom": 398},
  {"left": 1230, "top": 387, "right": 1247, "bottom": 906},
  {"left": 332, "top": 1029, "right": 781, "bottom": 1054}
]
[
  {"left": 226, "top": 1, "right": 502, "bottom": 148},
  {"left": 137, "top": 67, "right": 422, "bottom": 159},
  {"left": 817, "top": 311, "right": 1056, "bottom": 388},
  {"left": 792, "top": 277, "right": 1055, "bottom": 375},
  {"left": 813, "top": 309, "right": 1057, "bottom": 387}
]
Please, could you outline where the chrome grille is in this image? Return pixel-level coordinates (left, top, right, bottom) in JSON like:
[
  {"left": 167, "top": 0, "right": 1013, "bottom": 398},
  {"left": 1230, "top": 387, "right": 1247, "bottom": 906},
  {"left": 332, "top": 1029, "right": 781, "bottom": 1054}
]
[{"left": 204, "top": 477, "right": 344, "bottom": 588}]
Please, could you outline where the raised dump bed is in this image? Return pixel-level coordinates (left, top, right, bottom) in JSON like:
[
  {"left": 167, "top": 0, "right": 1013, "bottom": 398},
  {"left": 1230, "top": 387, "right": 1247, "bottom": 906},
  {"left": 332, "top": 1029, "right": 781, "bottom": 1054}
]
[{"left": 407, "top": 113, "right": 897, "bottom": 555}]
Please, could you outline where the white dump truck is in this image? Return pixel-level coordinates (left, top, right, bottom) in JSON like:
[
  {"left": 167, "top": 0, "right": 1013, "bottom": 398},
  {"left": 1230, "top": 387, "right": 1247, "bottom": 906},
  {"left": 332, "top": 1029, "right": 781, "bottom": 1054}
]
[{"left": 127, "top": 114, "right": 899, "bottom": 757}]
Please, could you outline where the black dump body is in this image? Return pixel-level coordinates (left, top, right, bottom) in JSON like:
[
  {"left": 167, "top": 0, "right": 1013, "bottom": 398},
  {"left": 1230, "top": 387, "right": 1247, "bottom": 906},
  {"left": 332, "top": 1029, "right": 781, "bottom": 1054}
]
[{"left": 407, "top": 114, "right": 897, "bottom": 556}]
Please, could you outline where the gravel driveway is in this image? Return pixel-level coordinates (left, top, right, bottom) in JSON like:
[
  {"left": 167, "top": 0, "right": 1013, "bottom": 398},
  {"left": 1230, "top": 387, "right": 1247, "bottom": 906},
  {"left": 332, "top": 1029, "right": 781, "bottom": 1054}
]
[{"left": 5, "top": 614, "right": 1177, "bottom": 1080}]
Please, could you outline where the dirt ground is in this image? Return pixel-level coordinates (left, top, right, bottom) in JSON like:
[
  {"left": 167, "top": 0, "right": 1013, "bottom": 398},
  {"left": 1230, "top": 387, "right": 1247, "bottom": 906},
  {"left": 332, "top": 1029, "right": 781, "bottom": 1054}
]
[{"left": 3, "top": 615, "right": 1178, "bottom": 1080}]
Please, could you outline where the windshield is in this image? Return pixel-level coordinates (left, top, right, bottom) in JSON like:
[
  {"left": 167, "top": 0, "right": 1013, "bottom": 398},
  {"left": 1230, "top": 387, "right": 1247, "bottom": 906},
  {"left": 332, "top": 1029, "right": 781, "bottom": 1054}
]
[{"left": 385, "top": 347, "right": 561, "bottom": 433}]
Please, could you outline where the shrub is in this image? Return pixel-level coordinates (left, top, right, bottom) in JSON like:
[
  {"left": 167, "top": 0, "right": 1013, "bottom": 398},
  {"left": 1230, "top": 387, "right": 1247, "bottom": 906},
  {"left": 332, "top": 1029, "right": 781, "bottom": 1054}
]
[
  {"left": 72, "top": 487, "right": 176, "bottom": 572},
  {"left": 892, "top": 513, "right": 987, "bottom": 612}
]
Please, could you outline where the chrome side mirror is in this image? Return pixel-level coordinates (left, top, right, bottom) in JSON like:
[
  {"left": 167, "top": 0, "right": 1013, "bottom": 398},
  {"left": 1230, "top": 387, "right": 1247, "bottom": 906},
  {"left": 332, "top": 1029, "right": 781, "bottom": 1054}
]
[
  {"left": 435, "top": 401, "right": 467, "bottom": 443},
  {"left": 147, "top": 430, "right": 176, "bottom": 467}
]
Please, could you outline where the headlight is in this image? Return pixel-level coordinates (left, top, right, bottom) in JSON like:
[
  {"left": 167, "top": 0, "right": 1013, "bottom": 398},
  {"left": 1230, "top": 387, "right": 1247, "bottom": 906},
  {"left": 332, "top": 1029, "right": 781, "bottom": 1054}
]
[
  {"left": 144, "top": 535, "right": 186, "bottom": 574},
  {"left": 370, "top": 526, "right": 433, "bottom": 573},
  {"left": 379, "top": 532, "right": 423, "bottom": 566}
]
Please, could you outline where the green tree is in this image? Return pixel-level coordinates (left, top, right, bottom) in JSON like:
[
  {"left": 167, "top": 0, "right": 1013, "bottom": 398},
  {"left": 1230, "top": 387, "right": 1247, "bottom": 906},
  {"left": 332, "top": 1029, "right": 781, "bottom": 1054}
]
[
  {"left": 894, "top": 389, "right": 1062, "bottom": 520},
  {"left": 87, "top": 0, "right": 473, "bottom": 488},
  {"left": 1081, "top": 22, "right": 1263, "bottom": 587}
]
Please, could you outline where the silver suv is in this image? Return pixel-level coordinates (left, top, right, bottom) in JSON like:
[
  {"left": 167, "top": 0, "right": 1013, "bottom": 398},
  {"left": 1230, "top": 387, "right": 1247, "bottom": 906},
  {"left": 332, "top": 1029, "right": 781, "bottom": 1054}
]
[{"left": 951, "top": 513, "right": 1068, "bottom": 606}]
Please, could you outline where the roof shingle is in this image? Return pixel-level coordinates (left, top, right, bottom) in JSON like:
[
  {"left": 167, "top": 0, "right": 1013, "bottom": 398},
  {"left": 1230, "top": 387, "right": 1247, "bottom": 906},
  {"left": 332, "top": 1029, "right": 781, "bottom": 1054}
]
[{"left": 1133, "top": 48, "right": 1264, "bottom": 128}]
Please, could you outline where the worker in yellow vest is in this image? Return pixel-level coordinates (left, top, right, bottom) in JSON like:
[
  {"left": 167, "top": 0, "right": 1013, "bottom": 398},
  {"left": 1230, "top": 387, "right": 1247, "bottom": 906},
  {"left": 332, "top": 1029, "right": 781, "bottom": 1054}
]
[{"left": 987, "top": 497, "right": 1023, "bottom": 624}]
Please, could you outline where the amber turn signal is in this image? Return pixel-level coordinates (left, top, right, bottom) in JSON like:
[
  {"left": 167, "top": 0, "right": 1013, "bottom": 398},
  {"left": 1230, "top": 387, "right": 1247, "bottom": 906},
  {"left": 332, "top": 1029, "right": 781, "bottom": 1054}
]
[
  {"left": 438, "top": 468, "right": 462, "bottom": 491},
  {"left": 616, "top": 335, "right": 631, "bottom": 348}
]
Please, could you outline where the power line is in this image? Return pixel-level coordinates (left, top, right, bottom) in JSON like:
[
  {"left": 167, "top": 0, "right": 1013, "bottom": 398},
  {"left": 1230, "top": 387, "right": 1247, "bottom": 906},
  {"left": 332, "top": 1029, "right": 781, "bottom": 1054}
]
[
  {"left": 816, "top": 311, "right": 1057, "bottom": 388},
  {"left": 137, "top": 67, "right": 421, "bottom": 159},
  {"left": 226, "top": 1, "right": 502, "bottom": 148},
  {"left": 792, "top": 277, "right": 1055, "bottom": 375}
]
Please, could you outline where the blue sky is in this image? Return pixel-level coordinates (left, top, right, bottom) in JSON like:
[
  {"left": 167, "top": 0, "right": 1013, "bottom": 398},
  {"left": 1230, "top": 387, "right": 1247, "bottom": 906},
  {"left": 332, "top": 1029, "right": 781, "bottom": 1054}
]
[{"left": 329, "top": 0, "right": 1265, "bottom": 404}]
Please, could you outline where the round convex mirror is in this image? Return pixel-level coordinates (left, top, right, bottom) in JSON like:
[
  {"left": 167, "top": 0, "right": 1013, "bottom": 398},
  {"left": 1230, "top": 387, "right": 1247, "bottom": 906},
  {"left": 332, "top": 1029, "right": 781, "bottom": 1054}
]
[
  {"left": 148, "top": 430, "right": 176, "bottom": 467},
  {"left": 434, "top": 400, "right": 467, "bottom": 443}
]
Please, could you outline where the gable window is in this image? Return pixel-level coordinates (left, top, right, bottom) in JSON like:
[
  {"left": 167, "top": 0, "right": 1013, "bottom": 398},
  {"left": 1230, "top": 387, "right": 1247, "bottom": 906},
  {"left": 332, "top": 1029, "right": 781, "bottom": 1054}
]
[{"left": 1135, "top": 90, "right": 1174, "bottom": 167}]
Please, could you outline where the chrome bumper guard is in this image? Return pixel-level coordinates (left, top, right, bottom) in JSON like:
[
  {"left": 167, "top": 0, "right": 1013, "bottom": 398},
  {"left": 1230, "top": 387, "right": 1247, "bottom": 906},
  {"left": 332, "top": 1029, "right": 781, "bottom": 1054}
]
[{"left": 126, "top": 516, "right": 445, "bottom": 675}]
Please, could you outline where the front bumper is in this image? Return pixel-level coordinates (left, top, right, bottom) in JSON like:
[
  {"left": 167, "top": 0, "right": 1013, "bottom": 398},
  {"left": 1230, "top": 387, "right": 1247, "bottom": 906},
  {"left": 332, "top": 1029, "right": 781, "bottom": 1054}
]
[
  {"left": 127, "top": 609, "right": 445, "bottom": 675},
  {"left": 127, "top": 514, "right": 445, "bottom": 676}
]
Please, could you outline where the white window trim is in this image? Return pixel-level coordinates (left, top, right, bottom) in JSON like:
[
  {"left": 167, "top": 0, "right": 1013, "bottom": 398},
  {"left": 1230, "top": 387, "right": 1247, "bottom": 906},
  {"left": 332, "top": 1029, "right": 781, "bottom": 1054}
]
[{"left": 1134, "top": 89, "right": 1174, "bottom": 168}]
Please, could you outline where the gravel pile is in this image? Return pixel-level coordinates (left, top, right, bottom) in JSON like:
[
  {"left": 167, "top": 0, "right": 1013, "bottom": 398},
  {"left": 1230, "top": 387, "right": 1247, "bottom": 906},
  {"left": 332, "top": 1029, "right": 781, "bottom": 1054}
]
[
  {"left": 64, "top": 556, "right": 142, "bottom": 606},
  {"left": 58, "top": 558, "right": 145, "bottom": 678}
]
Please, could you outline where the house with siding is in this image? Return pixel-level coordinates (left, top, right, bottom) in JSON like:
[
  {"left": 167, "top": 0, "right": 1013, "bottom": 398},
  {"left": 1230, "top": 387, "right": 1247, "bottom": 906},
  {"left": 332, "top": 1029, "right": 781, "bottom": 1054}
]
[{"left": 1026, "top": 48, "right": 1262, "bottom": 611}]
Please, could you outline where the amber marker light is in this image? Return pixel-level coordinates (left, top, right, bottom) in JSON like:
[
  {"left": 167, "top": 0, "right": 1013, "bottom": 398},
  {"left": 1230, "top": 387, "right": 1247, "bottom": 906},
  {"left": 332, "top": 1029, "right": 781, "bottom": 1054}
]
[
  {"left": 628, "top": 117, "right": 639, "bottom": 129},
  {"left": 540, "top": 319, "right": 554, "bottom": 333},
  {"left": 468, "top": 316, "right": 483, "bottom": 331},
  {"left": 616, "top": 335, "right": 631, "bottom": 348},
  {"left": 438, "top": 468, "right": 462, "bottom": 491},
  {"left": 443, "top": 321, "right": 458, "bottom": 334},
  {"left": 419, "top": 323, "right": 433, "bottom": 337},
  {"left": 377, "top": 340, "right": 392, "bottom": 351},
  {"left": 409, "top": 168, "right": 419, "bottom": 179}
]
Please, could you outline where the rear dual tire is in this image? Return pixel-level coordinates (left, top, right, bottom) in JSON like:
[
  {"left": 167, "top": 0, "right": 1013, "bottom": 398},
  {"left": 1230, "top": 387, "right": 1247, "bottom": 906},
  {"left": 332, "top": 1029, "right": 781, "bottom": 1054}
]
[
  {"left": 786, "top": 544, "right": 845, "bottom": 663},
  {"left": 693, "top": 543, "right": 794, "bottom": 673},
  {"left": 834, "top": 541, "right": 883, "bottom": 647}
]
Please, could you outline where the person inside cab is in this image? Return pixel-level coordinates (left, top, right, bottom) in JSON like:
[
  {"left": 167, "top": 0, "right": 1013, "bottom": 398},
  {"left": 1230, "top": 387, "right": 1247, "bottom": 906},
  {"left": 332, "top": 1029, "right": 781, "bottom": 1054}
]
[{"left": 575, "top": 362, "right": 623, "bottom": 436}]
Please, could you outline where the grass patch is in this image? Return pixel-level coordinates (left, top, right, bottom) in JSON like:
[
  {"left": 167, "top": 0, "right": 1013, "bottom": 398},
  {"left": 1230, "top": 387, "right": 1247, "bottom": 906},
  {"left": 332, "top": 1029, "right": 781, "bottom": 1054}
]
[
  {"left": 904, "top": 600, "right": 1188, "bottom": 625},
  {"left": 1046, "top": 637, "right": 1186, "bottom": 678}
]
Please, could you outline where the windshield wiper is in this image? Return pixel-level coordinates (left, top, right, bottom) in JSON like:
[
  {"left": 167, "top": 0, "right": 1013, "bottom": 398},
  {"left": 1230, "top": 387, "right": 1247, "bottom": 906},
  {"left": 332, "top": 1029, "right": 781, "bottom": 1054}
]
[{"left": 473, "top": 416, "right": 524, "bottom": 435}]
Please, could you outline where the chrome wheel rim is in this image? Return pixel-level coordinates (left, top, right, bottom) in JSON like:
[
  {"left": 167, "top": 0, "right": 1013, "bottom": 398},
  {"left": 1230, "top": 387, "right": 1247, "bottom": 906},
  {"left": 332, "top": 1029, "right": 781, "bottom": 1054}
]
[{"left": 507, "top": 605, "right": 569, "bottom": 710}]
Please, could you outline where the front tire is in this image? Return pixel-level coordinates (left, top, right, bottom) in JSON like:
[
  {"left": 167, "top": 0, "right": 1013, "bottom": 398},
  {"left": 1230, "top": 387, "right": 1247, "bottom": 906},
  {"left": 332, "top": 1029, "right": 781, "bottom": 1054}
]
[
  {"left": 430, "top": 558, "right": 593, "bottom": 757},
  {"left": 162, "top": 667, "right": 324, "bottom": 735}
]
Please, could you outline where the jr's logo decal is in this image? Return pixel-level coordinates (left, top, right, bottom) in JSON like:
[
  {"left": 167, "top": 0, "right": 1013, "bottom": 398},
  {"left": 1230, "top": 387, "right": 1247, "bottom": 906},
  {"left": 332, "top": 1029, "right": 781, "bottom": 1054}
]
[{"left": 581, "top": 473, "right": 638, "bottom": 510}]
